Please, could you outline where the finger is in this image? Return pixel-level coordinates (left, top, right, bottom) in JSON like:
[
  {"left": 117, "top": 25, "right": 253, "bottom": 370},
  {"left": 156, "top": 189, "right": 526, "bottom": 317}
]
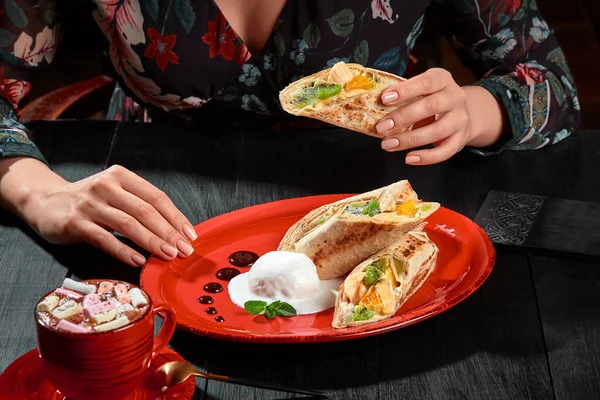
[
  {"left": 107, "top": 188, "right": 194, "bottom": 257},
  {"left": 77, "top": 220, "right": 147, "bottom": 267},
  {"left": 107, "top": 166, "right": 197, "bottom": 241},
  {"left": 381, "top": 68, "right": 454, "bottom": 106},
  {"left": 90, "top": 203, "right": 182, "bottom": 261},
  {"left": 381, "top": 111, "right": 463, "bottom": 152},
  {"left": 405, "top": 132, "right": 466, "bottom": 166},
  {"left": 376, "top": 89, "right": 457, "bottom": 135}
]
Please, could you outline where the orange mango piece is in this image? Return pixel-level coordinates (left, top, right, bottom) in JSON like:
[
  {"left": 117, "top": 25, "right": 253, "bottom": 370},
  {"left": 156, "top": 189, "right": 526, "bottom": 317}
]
[
  {"left": 396, "top": 200, "right": 416, "bottom": 216},
  {"left": 359, "top": 286, "right": 384, "bottom": 314},
  {"left": 344, "top": 75, "right": 375, "bottom": 91}
]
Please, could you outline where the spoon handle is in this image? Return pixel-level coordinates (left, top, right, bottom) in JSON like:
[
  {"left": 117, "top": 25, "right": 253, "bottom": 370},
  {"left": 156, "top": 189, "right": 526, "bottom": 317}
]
[
  {"left": 225, "top": 376, "right": 327, "bottom": 398},
  {"left": 197, "top": 371, "right": 326, "bottom": 398}
]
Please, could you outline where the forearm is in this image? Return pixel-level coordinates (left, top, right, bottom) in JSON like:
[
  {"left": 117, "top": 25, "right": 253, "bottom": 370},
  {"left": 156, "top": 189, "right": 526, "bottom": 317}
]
[
  {"left": 0, "top": 157, "right": 66, "bottom": 218},
  {"left": 462, "top": 85, "right": 506, "bottom": 148},
  {"left": 436, "top": 0, "right": 579, "bottom": 152}
]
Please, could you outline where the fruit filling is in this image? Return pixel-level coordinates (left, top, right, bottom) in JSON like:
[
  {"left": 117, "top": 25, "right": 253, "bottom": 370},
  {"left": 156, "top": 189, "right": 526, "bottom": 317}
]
[{"left": 291, "top": 62, "right": 377, "bottom": 110}]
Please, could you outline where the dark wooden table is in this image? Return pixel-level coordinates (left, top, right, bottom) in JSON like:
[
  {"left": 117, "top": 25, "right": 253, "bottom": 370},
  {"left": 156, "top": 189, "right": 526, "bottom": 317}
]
[{"left": 1, "top": 119, "right": 599, "bottom": 400}]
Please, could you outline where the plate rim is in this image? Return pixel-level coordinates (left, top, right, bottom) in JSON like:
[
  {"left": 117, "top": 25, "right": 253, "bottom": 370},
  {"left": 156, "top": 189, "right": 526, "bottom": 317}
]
[{"left": 141, "top": 194, "right": 496, "bottom": 344}]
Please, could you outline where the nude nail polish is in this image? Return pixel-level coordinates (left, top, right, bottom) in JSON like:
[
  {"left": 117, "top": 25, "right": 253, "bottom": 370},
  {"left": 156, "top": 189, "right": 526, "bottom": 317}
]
[
  {"left": 381, "top": 91, "right": 399, "bottom": 104},
  {"left": 183, "top": 224, "right": 197, "bottom": 241},
  {"left": 161, "top": 243, "right": 178, "bottom": 258},
  {"left": 177, "top": 240, "right": 194, "bottom": 257},
  {"left": 376, "top": 119, "right": 395, "bottom": 134},
  {"left": 406, "top": 155, "right": 421, "bottom": 164},
  {"left": 381, "top": 138, "right": 399, "bottom": 149},
  {"left": 131, "top": 254, "right": 146, "bottom": 267}
]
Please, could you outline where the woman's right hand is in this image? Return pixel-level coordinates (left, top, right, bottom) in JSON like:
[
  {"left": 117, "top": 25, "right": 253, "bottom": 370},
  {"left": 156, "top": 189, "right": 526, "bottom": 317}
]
[{"left": 18, "top": 164, "right": 197, "bottom": 267}]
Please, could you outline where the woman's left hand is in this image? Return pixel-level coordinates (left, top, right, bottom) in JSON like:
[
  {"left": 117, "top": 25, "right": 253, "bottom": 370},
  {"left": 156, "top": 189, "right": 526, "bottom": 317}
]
[{"left": 375, "top": 68, "right": 474, "bottom": 166}]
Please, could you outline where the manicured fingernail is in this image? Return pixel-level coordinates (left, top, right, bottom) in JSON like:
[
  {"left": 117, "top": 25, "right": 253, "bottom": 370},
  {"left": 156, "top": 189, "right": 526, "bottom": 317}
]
[
  {"left": 131, "top": 254, "right": 146, "bottom": 267},
  {"left": 177, "top": 240, "right": 194, "bottom": 257},
  {"left": 376, "top": 119, "right": 395, "bottom": 134},
  {"left": 381, "top": 91, "right": 399, "bottom": 104},
  {"left": 406, "top": 155, "right": 421, "bottom": 164},
  {"left": 183, "top": 224, "right": 197, "bottom": 240},
  {"left": 161, "top": 243, "right": 178, "bottom": 258},
  {"left": 381, "top": 138, "right": 399, "bottom": 150}
]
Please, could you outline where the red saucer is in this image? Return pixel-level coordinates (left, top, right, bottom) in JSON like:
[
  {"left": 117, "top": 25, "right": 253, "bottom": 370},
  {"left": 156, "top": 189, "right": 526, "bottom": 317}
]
[{"left": 0, "top": 347, "right": 195, "bottom": 400}]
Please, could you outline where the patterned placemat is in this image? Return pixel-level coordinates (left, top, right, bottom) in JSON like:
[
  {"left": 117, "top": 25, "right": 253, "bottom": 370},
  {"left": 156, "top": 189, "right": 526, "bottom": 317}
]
[{"left": 474, "top": 190, "right": 600, "bottom": 257}]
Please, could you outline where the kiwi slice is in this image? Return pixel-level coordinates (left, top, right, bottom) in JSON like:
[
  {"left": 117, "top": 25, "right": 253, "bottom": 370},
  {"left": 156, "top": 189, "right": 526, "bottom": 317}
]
[
  {"left": 314, "top": 83, "right": 342, "bottom": 100},
  {"left": 291, "top": 87, "right": 317, "bottom": 109}
]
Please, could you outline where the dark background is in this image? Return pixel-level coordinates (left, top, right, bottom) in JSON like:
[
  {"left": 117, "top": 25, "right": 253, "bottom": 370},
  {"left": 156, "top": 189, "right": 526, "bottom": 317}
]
[{"left": 22, "top": 0, "right": 600, "bottom": 127}]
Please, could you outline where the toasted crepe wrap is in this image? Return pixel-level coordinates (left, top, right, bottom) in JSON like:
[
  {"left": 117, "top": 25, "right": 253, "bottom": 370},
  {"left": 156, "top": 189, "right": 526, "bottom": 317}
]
[
  {"left": 277, "top": 180, "right": 439, "bottom": 280},
  {"left": 279, "top": 62, "right": 416, "bottom": 138},
  {"left": 332, "top": 229, "right": 438, "bottom": 328}
]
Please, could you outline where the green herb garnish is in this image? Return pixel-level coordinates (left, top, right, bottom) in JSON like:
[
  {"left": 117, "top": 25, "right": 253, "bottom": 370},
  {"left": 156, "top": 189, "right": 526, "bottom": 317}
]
[
  {"left": 352, "top": 306, "right": 375, "bottom": 321},
  {"left": 265, "top": 306, "right": 276, "bottom": 319},
  {"left": 273, "top": 302, "right": 297, "bottom": 317},
  {"left": 346, "top": 199, "right": 380, "bottom": 217},
  {"left": 243, "top": 300, "right": 297, "bottom": 319},
  {"left": 267, "top": 300, "right": 281, "bottom": 314},
  {"left": 244, "top": 300, "right": 268, "bottom": 315},
  {"left": 362, "top": 198, "right": 380, "bottom": 217}
]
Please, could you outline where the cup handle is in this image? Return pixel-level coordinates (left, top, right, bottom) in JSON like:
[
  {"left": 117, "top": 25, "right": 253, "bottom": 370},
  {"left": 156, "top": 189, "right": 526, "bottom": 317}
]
[{"left": 150, "top": 304, "right": 176, "bottom": 359}]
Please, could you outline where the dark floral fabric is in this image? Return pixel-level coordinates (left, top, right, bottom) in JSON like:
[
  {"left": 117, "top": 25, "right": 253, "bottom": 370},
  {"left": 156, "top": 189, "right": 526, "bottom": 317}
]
[{"left": 0, "top": 0, "right": 580, "bottom": 163}]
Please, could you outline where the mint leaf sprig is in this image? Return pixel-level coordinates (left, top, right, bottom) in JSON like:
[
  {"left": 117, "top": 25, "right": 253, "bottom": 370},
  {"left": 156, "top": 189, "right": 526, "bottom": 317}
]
[
  {"left": 244, "top": 300, "right": 297, "bottom": 318},
  {"left": 244, "top": 300, "right": 268, "bottom": 314}
]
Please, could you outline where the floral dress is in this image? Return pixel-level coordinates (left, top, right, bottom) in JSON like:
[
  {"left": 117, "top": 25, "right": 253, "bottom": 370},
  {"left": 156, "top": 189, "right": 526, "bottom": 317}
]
[{"left": 0, "top": 0, "right": 580, "bottom": 164}]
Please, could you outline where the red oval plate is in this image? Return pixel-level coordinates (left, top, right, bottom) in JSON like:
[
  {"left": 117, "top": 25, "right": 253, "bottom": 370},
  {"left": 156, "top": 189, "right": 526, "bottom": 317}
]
[{"left": 141, "top": 195, "right": 495, "bottom": 343}]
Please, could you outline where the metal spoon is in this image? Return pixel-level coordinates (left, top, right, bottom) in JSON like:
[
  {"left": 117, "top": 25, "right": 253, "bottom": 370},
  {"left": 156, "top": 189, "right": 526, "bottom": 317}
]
[{"left": 155, "top": 361, "right": 327, "bottom": 398}]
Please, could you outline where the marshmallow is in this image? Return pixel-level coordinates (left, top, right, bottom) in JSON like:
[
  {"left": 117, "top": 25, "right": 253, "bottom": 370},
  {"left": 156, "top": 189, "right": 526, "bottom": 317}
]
[
  {"left": 84, "top": 300, "right": 117, "bottom": 319},
  {"left": 114, "top": 284, "right": 131, "bottom": 304},
  {"left": 51, "top": 300, "right": 83, "bottom": 319},
  {"left": 128, "top": 288, "right": 148, "bottom": 308},
  {"left": 118, "top": 303, "right": 134, "bottom": 312},
  {"left": 55, "top": 287, "right": 83, "bottom": 301},
  {"left": 90, "top": 308, "right": 120, "bottom": 324},
  {"left": 83, "top": 293, "right": 101, "bottom": 308},
  {"left": 56, "top": 319, "right": 89, "bottom": 333},
  {"left": 37, "top": 295, "right": 59, "bottom": 312},
  {"left": 62, "top": 278, "right": 96, "bottom": 295},
  {"left": 95, "top": 316, "right": 129, "bottom": 332},
  {"left": 98, "top": 281, "right": 114, "bottom": 294}
]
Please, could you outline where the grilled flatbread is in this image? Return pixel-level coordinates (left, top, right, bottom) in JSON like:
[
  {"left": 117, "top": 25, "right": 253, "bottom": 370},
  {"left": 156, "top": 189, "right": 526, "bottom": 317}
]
[
  {"left": 279, "top": 62, "right": 416, "bottom": 137},
  {"left": 332, "top": 229, "right": 438, "bottom": 328},
  {"left": 277, "top": 180, "right": 439, "bottom": 280}
]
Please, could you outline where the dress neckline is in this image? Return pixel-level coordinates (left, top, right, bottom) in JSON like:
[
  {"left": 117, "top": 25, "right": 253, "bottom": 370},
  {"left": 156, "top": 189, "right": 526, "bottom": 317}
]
[{"left": 211, "top": 0, "right": 290, "bottom": 63}]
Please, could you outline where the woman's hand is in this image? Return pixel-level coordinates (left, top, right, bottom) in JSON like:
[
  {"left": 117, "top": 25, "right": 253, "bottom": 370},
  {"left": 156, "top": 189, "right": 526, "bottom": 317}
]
[
  {"left": 375, "top": 68, "right": 503, "bottom": 165},
  {"left": 21, "top": 164, "right": 197, "bottom": 267}
]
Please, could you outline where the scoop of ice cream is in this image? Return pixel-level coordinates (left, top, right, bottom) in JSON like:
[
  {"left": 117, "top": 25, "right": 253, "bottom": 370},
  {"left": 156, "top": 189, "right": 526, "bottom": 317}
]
[{"left": 247, "top": 251, "right": 320, "bottom": 299}]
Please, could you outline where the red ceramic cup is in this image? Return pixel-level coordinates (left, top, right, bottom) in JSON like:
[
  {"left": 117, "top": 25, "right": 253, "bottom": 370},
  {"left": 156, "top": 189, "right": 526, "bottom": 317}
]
[{"left": 35, "top": 280, "right": 176, "bottom": 399}]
